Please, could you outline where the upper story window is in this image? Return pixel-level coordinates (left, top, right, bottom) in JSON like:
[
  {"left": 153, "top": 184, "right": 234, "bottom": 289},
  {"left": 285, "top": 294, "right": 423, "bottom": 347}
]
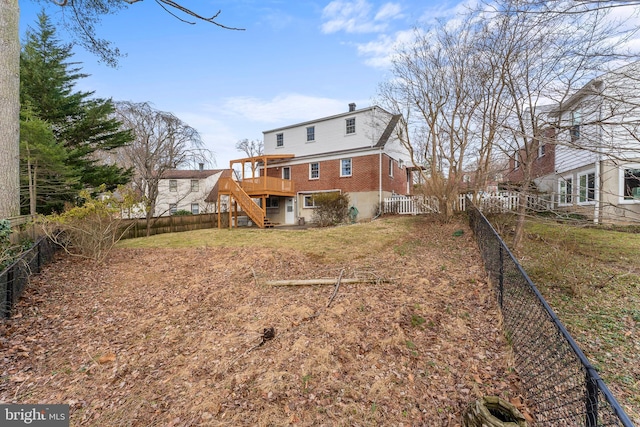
[
  {"left": 282, "top": 166, "right": 291, "bottom": 180},
  {"left": 191, "top": 180, "right": 199, "bottom": 192},
  {"left": 310, "top": 162, "right": 319, "bottom": 179},
  {"left": 463, "top": 174, "right": 471, "bottom": 183},
  {"left": 341, "top": 158, "right": 352, "bottom": 177},
  {"left": 346, "top": 117, "right": 356, "bottom": 134},
  {"left": 169, "top": 179, "right": 177, "bottom": 192},
  {"left": 538, "top": 143, "right": 546, "bottom": 158},
  {"left": 570, "top": 110, "right": 581, "bottom": 142},
  {"left": 276, "top": 133, "right": 284, "bottom": 147},
  {"left": 306, "top": 126, "right": 315, "bottom": 142},
  {"left": 514, "top": 154, "right": 520, "bottom": 170}
]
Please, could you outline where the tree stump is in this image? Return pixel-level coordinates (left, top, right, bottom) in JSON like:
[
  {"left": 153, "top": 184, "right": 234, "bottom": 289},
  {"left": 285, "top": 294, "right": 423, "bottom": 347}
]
[{"left": 462, "top": 396, "right": 528, "bottom": 427}]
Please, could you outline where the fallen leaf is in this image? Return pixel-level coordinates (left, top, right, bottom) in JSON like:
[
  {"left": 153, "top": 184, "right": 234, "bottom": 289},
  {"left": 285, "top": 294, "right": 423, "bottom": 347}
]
[{"left": 98, "top": 353, "right": 116, "bottom": 364}]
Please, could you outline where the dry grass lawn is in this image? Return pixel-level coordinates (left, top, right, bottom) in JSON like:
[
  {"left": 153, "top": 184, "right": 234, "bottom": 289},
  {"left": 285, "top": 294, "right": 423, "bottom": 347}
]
[{"left": 0, "top": 216, "right": 527, "bottom": 426}]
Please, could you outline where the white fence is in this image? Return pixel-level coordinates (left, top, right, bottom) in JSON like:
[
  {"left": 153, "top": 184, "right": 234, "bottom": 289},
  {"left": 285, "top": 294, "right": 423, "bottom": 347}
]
[{"left": 383, "top": 192, "right": 552, "bottom": 215}]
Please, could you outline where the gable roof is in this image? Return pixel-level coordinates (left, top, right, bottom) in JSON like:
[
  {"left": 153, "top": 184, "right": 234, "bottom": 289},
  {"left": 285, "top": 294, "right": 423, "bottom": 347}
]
[
  {"left": 204, "top": 169, "right": 234, "bottom": 203},
  {"left": 374, "top": 114, "right": 402, "bottom": 148},
  {"left": 262, "top": 105, "right": 393, "bottom": 134},
  {"left": 160, "top": 169, "right": 224, "bottom": 180}
]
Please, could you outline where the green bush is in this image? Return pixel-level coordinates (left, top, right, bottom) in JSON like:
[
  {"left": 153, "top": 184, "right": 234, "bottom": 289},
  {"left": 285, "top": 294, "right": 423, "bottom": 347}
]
[
  {"left": 311, "top": 192, "right": 350, "bottom": 227},
  {"left": 172, "top": 210, "right": 192, "bottom": 216}
]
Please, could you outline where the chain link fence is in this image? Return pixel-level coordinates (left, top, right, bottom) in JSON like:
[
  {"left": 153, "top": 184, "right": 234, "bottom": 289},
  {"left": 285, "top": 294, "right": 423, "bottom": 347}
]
[
  {"left": 467, "top": 199, "right": 634, "bottom": 426},
  {"left": 1, "top": 236, "right": 58, "bottom": 319}
]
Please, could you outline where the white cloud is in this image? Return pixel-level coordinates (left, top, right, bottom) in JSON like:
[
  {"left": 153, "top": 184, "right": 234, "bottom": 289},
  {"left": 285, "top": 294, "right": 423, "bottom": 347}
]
[
  {"left": 321, "top": 0, "right": 403, "bottom": 34},
  {"left": 357, "top": 29, "right": 418, "bottom": 68},
  {"left": 214, "top": 93, "right": 353, "bottom": 124}
]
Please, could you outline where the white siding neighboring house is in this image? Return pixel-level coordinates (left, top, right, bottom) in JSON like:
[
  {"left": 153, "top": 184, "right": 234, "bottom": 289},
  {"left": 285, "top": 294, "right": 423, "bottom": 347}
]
[
  {"left": 542, "top": 61, "right": 640, "bottom": 223},
  {"left": 155, "top": 165, "right": 225, "bottom": 217}
]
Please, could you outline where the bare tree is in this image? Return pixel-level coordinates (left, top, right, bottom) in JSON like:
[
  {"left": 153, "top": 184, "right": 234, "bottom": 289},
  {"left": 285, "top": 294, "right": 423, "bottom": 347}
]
[
  {"left": 235, "top": 138, "right": 264, "bottom": 177},
  {"left": 0, "top": 0, "right": 241, "bottom": 219},
  {"left": 377, "top": 16, "right": 502, "bottom": 219},
  {"left": 114, "top": 101, "right": 208, "bottom": 235}
]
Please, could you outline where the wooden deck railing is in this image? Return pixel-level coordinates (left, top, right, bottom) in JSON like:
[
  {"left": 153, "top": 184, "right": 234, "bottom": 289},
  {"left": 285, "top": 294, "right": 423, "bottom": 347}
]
[
  {"left": 218, "top": 178, "right": 266, "bottom": 228},
  {"left": 241, "top": 176, "right": 295, "bottom": 195}
]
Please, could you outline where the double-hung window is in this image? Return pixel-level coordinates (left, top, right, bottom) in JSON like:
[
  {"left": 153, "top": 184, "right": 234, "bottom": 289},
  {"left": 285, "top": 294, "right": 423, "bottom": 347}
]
[
  {"left": 169, "top": 179, "right": 177, "bottom": 192},
  {"left": 306, "top": 126, "right": 315, "bottom": 142},
  {"left": 169, "top": 203, "right": 177, "bottom": 215},
  {"left": 191, "top": 203, "right": 199, "bottom": 214},
  {"left": 559, "top": 177, "right": 573, "bottom": 205},
  {"left": 276, "top": 133, "right": 284, "bottom": 147},
  {"left": 570, "top": 110, "right": 581, "bottom": 142},
  {"left": 578, "top": 171, "right": 595, "bottom": 203},
  {"left": 340, "top": 158, "right": 352, "bottom": 177},
  {"left": 346, "top": 118, "right": 356, "bottom": 134},
  {"left": 309, "top": 162, "right": 319, "bottom": 179},
  {"left": 191, "top": 180, "right": 199, "bottom": 192}
]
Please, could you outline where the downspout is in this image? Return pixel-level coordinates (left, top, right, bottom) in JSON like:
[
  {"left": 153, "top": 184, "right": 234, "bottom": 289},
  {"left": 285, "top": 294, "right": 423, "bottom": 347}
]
[
  {"left": 594, "top": 103, "right": 602, "bottom": 224},
  {"left": 379, "top": 148, "right": 383, "bottom": 208}
]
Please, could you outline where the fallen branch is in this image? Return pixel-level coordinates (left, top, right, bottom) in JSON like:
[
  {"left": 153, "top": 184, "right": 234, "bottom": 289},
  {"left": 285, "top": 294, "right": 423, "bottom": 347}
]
[
  {"left": 266, "top": 278, "right": 388, "bottom": 287},
  {"left": 326, "top": 269, "right": 344, "bottom": 308}
]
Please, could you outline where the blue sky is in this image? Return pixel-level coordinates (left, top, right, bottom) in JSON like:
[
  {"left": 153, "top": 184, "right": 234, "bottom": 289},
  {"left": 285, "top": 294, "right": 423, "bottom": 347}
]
[{"left": 18, "top": 0, "right": 460, "bottom": 168}]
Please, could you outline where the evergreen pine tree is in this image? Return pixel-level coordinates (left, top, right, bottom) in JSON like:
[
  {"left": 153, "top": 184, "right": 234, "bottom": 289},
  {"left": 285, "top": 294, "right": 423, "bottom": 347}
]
[{"left": 20, "top": 11, "right": 132, "bottom": 206}]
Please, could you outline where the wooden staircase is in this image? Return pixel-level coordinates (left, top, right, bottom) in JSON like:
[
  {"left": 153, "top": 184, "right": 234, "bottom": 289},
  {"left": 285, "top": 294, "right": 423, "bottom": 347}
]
[{"left": 219, "top": 177, "right": 270, "bottom": 228}]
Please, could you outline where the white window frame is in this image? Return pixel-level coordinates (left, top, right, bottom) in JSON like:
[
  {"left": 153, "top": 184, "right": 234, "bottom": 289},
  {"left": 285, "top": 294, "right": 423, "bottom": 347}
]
[
  {"left": 389, "top": 158, "right": 394, "bottom": 177},
  {"left": 306, "top": 126, "right": 315, "bottom": 142},
  {"left": 345, "top": 117, "right": 356, "bottom": 135},
  {"left": 538, "top": 143, "right": 546, "bottom": 158},
  {"left": 570, "top": 110, "right": 581, "bottom": 142},
  {"left": 282, "top": 166, "right": 290, "bottom": 180},
  {"left": 463, "top": 174, "right": 471, "bottom": 183},
  {"left": 309, "top": 162, "right": 319, "bottom": 180},
  {"left": 578, "top": 170, "right": 595, "bottom": 204},
  {"left": 276, "top": 133, "right": 284, "bottom": 147},
  {"left": 169, "top": 179, "right": 177, "bottom": 192},
  {"left": 191, "top": 203, "right": 199, "bottom": 214},
  {"left": 303, "top": 195, "right": 317, "bottom": 208},
  {"left": 558, "top": 176, "right": 573, "bottom": 206},
  {"left": 169, "top": 203, "right": 177, "bottom": 215},
  {"left": 191, "top": 179, "right": 199, "bottom": 192},
  {"left": 619, "top": 164, "right": 640, "bottom": 203},
  {"left": 340, "top": 158, "right": 352, "bottom": 177}
]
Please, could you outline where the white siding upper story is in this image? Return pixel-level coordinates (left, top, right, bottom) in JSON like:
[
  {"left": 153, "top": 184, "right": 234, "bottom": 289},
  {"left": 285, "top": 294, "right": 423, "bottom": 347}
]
[
  {"left": 155, "top": 169, "right": 223, "bottom": 216},
  {"left": 550, "top": 61, "right": 640, "bottom": 175},
  {"left": 263, "top": 105, "right": 411, "bottom": 165}
]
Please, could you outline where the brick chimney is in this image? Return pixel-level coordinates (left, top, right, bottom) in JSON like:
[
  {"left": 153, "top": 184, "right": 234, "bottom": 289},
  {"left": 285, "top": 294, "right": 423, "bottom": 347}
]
[{"left": 349, "top": 103, "right": 356, "bottom": 112}]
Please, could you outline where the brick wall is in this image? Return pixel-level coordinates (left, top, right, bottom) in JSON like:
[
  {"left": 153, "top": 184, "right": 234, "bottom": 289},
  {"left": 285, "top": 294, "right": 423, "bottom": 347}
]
[{"left": 265, "top": 153, "right": 409, "bottom": 195}]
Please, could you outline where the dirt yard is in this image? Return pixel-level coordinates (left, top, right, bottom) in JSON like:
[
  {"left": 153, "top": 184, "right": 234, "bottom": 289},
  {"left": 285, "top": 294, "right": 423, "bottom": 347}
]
[{"left": 0, "top": 217, "right": 527, "bottom": 426}]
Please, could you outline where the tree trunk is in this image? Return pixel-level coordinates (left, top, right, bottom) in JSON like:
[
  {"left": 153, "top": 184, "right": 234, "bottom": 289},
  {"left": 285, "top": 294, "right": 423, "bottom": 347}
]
[{"left": 0, "top": 0, "right": 21, "bottom": 218}]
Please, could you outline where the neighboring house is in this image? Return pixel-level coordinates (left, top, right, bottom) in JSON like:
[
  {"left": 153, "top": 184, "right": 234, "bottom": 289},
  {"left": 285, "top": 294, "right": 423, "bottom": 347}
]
[
  {"left": 511, "top": 61, "right": 640, "bottom": 223},
  {"left": 155, "top": 164, "right": 226, "bottom": 216},
  {"left": 219, "top": 104, "right": 415, "bottom": 227}
]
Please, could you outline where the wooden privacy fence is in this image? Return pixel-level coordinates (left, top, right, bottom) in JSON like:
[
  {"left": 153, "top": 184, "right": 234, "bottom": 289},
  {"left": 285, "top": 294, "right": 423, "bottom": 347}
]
[{"left": 119, "top": 213, "right": 219, "bottom": 239}]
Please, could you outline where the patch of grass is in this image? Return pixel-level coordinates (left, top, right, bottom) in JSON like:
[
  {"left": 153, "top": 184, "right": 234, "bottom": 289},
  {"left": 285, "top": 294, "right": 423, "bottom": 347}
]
[
  {"left": 516, "top": 217, "right": 640, "bottom": 420},
  {"left": 118, "top": 216, "right": 419, "bottom": 264}
]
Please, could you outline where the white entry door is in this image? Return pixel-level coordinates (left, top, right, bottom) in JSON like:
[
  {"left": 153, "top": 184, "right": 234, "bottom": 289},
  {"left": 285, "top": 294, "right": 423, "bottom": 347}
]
[{"left": 285, "top": 198, "right": 295, "bottom": 224}]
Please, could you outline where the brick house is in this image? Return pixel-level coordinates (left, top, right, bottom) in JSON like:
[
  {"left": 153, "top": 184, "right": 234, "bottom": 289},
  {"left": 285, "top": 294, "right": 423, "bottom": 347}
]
[{"left": 218, "top": 104, "right": 416, "bottom": 227}]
